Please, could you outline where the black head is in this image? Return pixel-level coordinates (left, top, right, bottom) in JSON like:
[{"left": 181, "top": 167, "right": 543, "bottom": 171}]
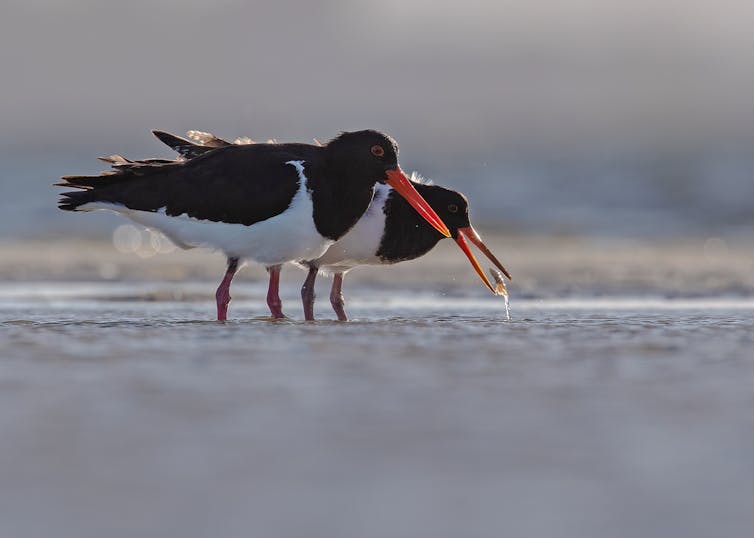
[
  {"left": 415, "top": 182, "right": 512, "bottom": 288},
  {"left": 413, "top": 183, "right": 471, "bottom": 238},
  {"left": 324, "top": 130, "right": 452, "bottom": 239},
  {"left": 377, "top": 182, "right": 469, "bottom": 263},
  {"left": 383, "top": 178, "right": 512, "bottom": 289},
  {"left": 326, "top": 130, "right": 399, "bottom": 183}
]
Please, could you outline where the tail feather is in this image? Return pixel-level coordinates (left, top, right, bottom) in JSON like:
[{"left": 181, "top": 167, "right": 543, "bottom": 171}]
[
  {"left": 58, "top": 189, "right": 98, "bottom": 211},
  {"left": 55, "top": 147, "right": 185, "bottom": 211},
  {"left": 55, "top": 158, "right": 176, "bottom": 190},
  {"left": 57, "top": 128, "right": 243, "bottom": 212}
]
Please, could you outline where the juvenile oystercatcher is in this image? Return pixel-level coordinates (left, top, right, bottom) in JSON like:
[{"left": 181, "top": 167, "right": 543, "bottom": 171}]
[
  {"left": 56, "top": 130, "right": 451, "bottom": 320},
  {"left": 155, "top": 131, "right": 511, "bottom": 321},
  {"left": 306, "top": 179, "right": 512, "bottom": 320}
]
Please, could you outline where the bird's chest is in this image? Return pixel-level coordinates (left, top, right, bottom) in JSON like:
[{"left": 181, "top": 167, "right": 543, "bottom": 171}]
[{"left": 316, "top": 196, "right": 388, "bottom": 268}]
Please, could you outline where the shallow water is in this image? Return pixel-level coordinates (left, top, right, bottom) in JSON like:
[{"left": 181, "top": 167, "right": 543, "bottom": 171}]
[{"left": 2, "top": 285, "right": 754, "bottom": 538}]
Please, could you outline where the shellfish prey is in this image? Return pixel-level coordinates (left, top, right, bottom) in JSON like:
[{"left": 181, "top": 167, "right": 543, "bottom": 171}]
[{"left": 488, "top": 267, "right": 511, "bottom": 321}]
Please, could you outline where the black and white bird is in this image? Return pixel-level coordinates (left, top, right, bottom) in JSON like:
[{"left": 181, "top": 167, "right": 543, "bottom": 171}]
[
  {"left": 57, "top": 130, "right": 451, "bottom": 320},
  {"left": 155, "top": 130, "right": 511, "bottom": 321},
  {"left": 307, "top": 180, "right": 512, "bottom": 320}
]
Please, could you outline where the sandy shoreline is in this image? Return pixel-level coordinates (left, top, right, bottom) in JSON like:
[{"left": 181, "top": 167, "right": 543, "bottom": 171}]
[{"left": 1, "top": 233, "right": 753, "bottom": 298}]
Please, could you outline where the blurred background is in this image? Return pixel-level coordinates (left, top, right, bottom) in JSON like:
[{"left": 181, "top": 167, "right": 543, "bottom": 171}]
[{"left": 2, "top": 0, "right": 753, "bottom": 241}]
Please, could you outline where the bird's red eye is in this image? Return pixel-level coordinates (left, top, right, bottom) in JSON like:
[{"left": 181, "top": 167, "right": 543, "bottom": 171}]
[{"left": 371, "top": 145, "right": 385, "bottom": 157}]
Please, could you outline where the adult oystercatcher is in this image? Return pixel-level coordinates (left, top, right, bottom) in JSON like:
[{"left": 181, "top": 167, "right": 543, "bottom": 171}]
[
  {"left": 155, "top": 131, "right": 511, "bottom": 321},
  {"left": 57, "top": 130, "right": 451, "bottom": 320}
]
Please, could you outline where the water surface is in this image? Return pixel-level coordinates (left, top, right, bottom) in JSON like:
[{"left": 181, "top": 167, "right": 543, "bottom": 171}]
[{"left": 1, "top": 286, "right": 753, "bottom": 537}]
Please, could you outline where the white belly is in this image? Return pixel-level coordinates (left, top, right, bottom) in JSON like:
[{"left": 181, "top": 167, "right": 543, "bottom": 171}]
[
  {"left": 80, "top": 162, "right": 334, "bottom": 266},
  {"left": 314, "top": 183, "right": 389, "bottom": 272}
]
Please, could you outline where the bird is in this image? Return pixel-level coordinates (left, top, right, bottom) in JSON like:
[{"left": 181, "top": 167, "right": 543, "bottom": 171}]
[
  {"left": 56, "top": 129, "right": 451, "bottom": 320},
  {"left": 307, "top": 179, "right": 512, "bottom": 320},
  {"left": 154, "top": 130, "right": 511, "bottom": 321}
]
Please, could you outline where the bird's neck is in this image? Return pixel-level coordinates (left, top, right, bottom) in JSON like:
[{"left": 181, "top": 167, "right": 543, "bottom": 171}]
[
  {"left": 375, "top": 190, "right": 445, "bottom": 262},
  {"left": 309, "top": 164, "right": 376, "bottom": 241}
]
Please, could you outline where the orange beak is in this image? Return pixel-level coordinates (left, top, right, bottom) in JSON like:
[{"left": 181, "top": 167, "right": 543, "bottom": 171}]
[
  {"left": 385, "top": 167, "right": 451, "bottom": 238},
  {"left": 455, "top": 225, "right": 512, "bottom": 294}
]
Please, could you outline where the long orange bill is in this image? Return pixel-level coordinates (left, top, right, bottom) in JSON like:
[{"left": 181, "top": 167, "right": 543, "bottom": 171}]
[
  {"left": 455, "top": 226, "right": 512, "bottom": 295},
  {"left": 385, "top": 167, "right": 451, "bottom": 238},
  {"left": 458, "top": 226, "right": 512, "bottom": 281},
  {"left": 455, "top": 232, "right": 496, "bottom": 294}
]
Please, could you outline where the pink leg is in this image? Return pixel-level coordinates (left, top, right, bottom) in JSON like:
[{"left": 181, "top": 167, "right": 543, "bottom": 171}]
[
  {"left": 301, "top": 265, "right": 318, "bottom": 321},
  {"left": 266, "top": 264, "right": 285, "bottom": 319},
  {"left": 330, "top": 272, "right": 348, "bottom": 321},
  {"left": 216, "top": 257, "right": 240, "bottom": 321}
]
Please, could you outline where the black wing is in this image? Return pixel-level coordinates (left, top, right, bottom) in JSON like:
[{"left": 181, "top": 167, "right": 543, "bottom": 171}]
[
  {"left": 152, "top": 130, "right": 233, "bottom": 159},
  {"left": 58, "top": 144, "right": 319, "bottom": 226}
]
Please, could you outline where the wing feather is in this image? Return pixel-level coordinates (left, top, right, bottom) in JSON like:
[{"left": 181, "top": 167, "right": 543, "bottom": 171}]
[{"left": 58, "top": 144, "right": 314, "bottom": 226}]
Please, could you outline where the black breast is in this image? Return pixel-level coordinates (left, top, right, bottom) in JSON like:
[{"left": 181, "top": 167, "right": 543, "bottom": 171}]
[
  {"left": 375, "top": 190, "right": 446, "bottom": 263},
  {"left": 307, "top": 167, "right": 377, "bottom": 241}
]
